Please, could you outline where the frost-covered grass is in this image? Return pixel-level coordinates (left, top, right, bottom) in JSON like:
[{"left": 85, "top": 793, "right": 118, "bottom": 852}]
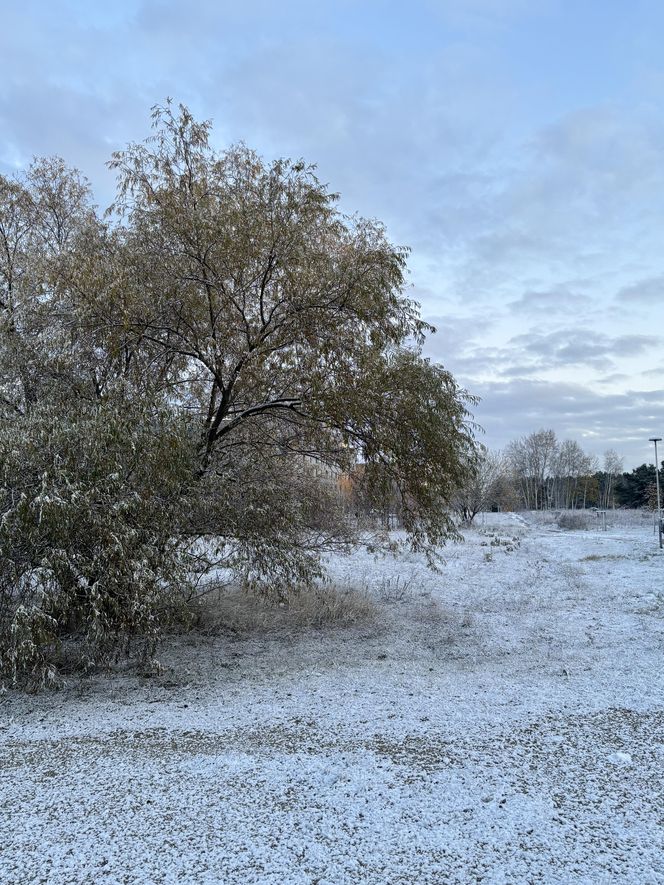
[
  {"left": 190, "top": 579, "right": 377, "bottom": 635},
  {"left": 2, "top": 512, "right": 664, "bottom": 884},
  {"left": 527, "top": 506, "right": 657, "bottom": 532}
]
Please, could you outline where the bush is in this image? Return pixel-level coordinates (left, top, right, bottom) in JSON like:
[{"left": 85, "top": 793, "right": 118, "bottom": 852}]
[
  {"left": 0, "top": 402, "right": 194, "bottom": 687},
  {"left": 556, "top": 511, "right": 589, "bottom": 531}
]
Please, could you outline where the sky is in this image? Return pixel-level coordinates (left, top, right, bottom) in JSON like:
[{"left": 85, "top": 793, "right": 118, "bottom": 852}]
[{"left": 1, "top": 0, "right": 663, "bottom": 468}]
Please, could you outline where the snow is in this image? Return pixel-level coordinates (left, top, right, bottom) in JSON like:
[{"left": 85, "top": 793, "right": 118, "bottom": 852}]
[
  {"left": 607, "top": 751, "right": 633, "bottom": 766},
  {"left": 2, "top": 512, "right": 664, "bottom": 883}
]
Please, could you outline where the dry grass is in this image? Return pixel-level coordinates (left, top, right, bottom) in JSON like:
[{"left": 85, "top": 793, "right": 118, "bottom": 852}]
[
  {"left": 557, "top": 512, "right": 589, "bottom": 530},
  {"left": 527, "top": 507, "right": 654, "bottom": 531},
  {"left": 189, "top": 580, "right": 377, "bottom": 636},
  {"left": 286, "top": 582, "right": 376, "bottom": 628},
  {"left": 580, "top": 553, "right": 628, "bottom": 562}
]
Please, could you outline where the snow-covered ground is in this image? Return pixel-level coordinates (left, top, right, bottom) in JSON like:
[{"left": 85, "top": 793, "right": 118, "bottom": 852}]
[{"left": 2, "top": 513, "right": 663, "bottom": 884}]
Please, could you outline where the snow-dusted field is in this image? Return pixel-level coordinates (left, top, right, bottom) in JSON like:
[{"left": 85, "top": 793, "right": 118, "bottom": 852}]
[{"left": 2, "top": 513, "right": 663, "bottom": 884}]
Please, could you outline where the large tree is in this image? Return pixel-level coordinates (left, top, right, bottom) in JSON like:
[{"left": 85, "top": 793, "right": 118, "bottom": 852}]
[
  {"left": 0, "top": 104, "right": 479, "bottom": 682},
  {"left": 101, "top": 104, "right": 478, "bottom": 559}
]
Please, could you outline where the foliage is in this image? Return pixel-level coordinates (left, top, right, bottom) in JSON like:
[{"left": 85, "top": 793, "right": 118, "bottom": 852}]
[
  {"left": 615, "top": 463, "right": 662, "bottom": 509},
  {"left": 0, "top": 103, "right": 479, "bottom": 682},
  {"left": 103, "top": 104, "right": 478, "bottom": 561},
  {"left": 0, "top": 401, "right": 194, "bottom": 685}
]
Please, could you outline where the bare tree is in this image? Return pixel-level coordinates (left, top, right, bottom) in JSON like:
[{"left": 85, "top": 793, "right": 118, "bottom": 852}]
[
  {"left": 552, "top": 439, "right": 590, "bottom": 509},
  {"left": 452, "top": 449, "right": 504, "bottom": 525},
  {"left": 601, "top": 449, "right": 624, "bottom": 509},
  {"left": 506, "top": 429, "right": 558, "bottom": 510}
]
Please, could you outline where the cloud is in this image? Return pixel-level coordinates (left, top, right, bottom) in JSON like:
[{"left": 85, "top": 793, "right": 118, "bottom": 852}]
[
  {"left": 470, "top": 378, "right": 664, "bottom": 466},
  {"left": 508, "top": 287, "right": 593, "bottom": 315},
  {"left": 420, "top": 310, "right": 510, "bottom": 379},
  {"left": 423, "top": 311, "right": 496, "bottom": 347},
  {"left": 508, "top": 328, "right": 659, "bottom": 370},
  {"left": 597, "top": 373, "right": 629, "bottom": 385},
  {"left": 640, "top": 364, "right": 664, "bottom": 378},
  {"left": 444, "top": 102, "right": 664, "bottom": 305},
  {"left": 616, "top": 275, "right": 664, "bottom": 303}
]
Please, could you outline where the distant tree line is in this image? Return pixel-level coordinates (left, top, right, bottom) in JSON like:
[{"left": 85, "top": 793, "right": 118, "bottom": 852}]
[{"left": 453, "top": 429, "right": 662, "bottom": 523}]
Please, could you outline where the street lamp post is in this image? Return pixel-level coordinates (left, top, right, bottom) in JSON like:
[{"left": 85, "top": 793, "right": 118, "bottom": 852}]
[{"left": 649, "top": 437, "right": 662, "bottom": 549}]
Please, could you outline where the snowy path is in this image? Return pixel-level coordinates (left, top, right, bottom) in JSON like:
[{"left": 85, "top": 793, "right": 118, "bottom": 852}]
[{"left": 2, "top": 514, "right": 663, "bottom": 884}]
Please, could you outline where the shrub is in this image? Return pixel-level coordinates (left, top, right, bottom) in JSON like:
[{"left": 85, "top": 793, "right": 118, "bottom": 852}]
[
  {"left": 557, "top": 511, "right": 589, "bottom": 531},
  {"left": 0, "top": 402, "right": 194, "bottom": 686}
]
